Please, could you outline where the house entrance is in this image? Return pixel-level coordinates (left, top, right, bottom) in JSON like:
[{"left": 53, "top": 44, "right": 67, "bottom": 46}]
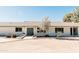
[
  {"left": 70, "top": 27, "right": 78, "bottom": 36},
  {"left": 27, "top": 28, "right": 34, "bottom": 36}
]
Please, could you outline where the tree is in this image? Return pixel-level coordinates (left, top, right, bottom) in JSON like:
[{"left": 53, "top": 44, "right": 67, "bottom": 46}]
[
  {"left": 63, "top": 7, "right": 79, "bottom": 23},
  {"left": 73, "top": 7, "right": 79, "bottom": 22},
  {"left": 42, "top": 16, "right": 51, "bottom": 34},
  {"left": 63, "top": 13, "right": 73, "bottom": 22}
]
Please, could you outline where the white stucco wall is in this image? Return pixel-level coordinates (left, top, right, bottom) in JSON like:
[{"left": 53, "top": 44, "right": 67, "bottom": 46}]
[
  {"left": 0, "top": 26, "right": 78, "bottom": 37},
  {"left": 20, "top": 26, "right": 79, "bottom": 36},
  {"left": 0, "top": 26, "right": 27, "bottom": 36},
  {"left": 77, "top": 27, "right": 79, "bottom": 36},
  {"left": 0, "top": 26, "right": 38, "bottom": 36},
  {"left": 48, "top": 27, "right": 56, "bottom": 36},
  {"left": 15, "top": 27, "right": 26, "bottom": 36},
  {"left": 0, "top": 27, "right": 15, "bottom": 36},
  {"left": 63, "top": 27, "right": 71, "bottom": 36},
  {"left": 33, "top": 27, "right": 37, "bottom": 36},
  {"left": 48, "top": 26, "right": 71, "bottom": 36}
]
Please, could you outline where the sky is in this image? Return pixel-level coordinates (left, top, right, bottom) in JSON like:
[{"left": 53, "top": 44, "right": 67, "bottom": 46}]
[{"left": 0, "top": 6, "right": 76, "bottom": 22}]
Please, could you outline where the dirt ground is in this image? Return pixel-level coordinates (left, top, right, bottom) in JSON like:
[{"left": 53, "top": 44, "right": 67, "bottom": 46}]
[{"left": 0, "top": 37, "right": 79, "bottom": 53}]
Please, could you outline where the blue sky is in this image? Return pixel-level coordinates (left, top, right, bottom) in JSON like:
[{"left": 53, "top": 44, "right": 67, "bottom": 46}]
[{"left": 0, "top": 6, "right": 75, "bottom": 22}]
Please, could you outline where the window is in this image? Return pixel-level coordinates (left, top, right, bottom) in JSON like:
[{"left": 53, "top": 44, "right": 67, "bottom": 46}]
[
  {"left": 55, "top": 28, "right": 64, "bottom": 33},
  {"left": 37, "top": 27, "right": 40, "bottom": 33},
  {"left": 37, "top": 30, "right": 46, "bottom": 33},
  {"left": 37, "top": 27, "right": 40, "bottom": 30},
  {"left": 37, "top": 31, "right": 40, "bottom": 33},
  {"left": 40, "top": 30, "right": 44, "bottom": 32},
  {"left": 15, "top": 27, "right": 22, "bottom": 32},
  {"left": 43, "top": 30, "right": 46, "bottom": 33}
]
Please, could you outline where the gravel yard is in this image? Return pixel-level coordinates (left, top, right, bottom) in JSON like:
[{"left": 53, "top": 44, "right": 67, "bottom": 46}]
[{"left": 0, "top": 37, "right": 79, "bottom": 52}]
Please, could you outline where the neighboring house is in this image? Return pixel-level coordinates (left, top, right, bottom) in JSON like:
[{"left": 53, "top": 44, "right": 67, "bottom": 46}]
[{"left": 0, "top": 21, "right": 79, "bottom": 37}]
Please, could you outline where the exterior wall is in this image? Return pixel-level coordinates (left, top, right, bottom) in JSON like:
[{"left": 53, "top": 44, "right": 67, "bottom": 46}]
[
  {"left": 33, "top": 27, "right": 37, "bottom": 36},
  {"left": 78, "top": 27, "right": 79, "bottom": 36},
  {"left": 48, "top": 26, "right": 71, "bottom": 36},
  {"left": 22, "top": 26, "right": 79, "bottom": 36},
  {"left": 0, "top": 26, "right": 25, "bottom": 36},
  {"left": 63, "top": 27, "right": 71, "bottom": 36},
  {"left": 0, "top": 26, "right": 38, "bottom": 36},
  {"left": 0, "top": 26, "right": 79, "bottom": 37},
  {"left": 48, "top": 27, "right": 56, "bottom": 36},
  {"left": 36, "top": 32, "right": 46, "bottom": 36},
  {"left": 35, "top": 26, "right": 72, "bottom": 37},
  {"left": 15, "top": 27, "right": 26, "bottom": 36},
  {"left": 0, "top": 27, "right": 15, "bottom": 36}
]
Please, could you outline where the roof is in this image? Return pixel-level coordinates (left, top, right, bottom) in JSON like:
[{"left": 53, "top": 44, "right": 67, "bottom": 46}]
[
  {"left": 0, "top": 21, "right": 41, "bottom": 27},
  {"left": 51, "top": 22, "right": 79, "bottom": 27},
  {"left": 0, "top": 21, "right": 79, "bottom": 27}
]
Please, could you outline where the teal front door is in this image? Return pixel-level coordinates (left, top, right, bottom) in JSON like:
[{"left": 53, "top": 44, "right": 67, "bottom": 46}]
[
  {"left": 70, "top": 27, "right": 78, "bottom": 36},
  {"left": 27, "top": 28, "right": 34, "bottom": 36}
]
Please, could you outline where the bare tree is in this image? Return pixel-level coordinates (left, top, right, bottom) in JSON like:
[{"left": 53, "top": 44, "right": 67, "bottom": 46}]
[{"left": 42, "top": 16, "right": 51, "bottom": 34}]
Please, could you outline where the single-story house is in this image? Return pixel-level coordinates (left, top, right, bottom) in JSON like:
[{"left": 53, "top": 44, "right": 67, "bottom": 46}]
[{"left": 0, "top": 21, "right": 79, "bottom": 37}]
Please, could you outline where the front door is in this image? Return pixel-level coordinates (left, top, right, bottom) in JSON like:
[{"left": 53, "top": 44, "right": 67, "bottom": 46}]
[
  {"left": 27, "top": 28, "right": 34, "bottom": 36},
  {"left": 70, "top": 27, "right": 78, "bottom": 36},
  {"left": 73, "top": 27, "right": 78, "bottom": 36}
]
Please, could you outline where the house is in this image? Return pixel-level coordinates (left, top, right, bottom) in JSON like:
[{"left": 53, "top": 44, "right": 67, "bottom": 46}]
[{"left": 0, "top": 21, "right": 79, "bottom": 37}]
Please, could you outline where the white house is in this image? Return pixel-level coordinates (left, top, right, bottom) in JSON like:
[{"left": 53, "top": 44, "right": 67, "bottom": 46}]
[{"left": 0, "top": 21, "right": 79, "bottom": 37}]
